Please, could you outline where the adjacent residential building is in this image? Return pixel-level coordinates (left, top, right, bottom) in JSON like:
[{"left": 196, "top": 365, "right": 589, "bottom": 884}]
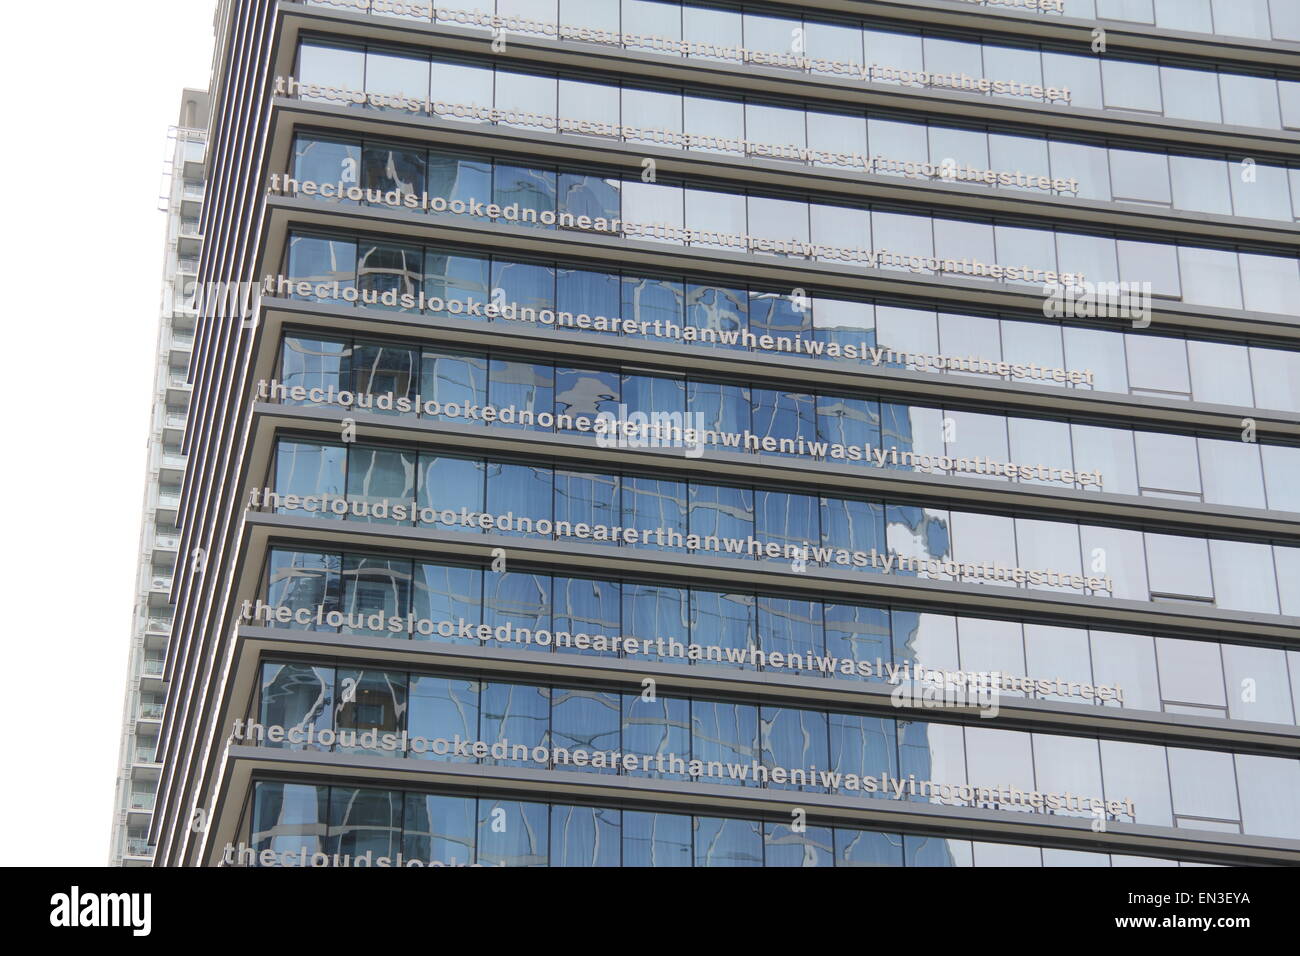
[{"left": 110, "top": 89, "right": 209, "bottom": 866}]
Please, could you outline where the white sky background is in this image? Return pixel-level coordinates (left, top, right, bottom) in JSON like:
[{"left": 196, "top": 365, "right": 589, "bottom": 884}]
[{"left": 0, "top": 1, "right": 215, "bottom": 865}]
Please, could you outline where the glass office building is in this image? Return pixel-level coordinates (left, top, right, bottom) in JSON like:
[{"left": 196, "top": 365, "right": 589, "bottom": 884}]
[{"left": 148, "top": 0, "right": 1300, "bottom": 866}]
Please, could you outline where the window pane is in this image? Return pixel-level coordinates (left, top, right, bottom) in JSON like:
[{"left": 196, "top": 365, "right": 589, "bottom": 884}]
[
  {"left": 622, "top": 811, "right": 691, "bottom": 866},
  {"left": 551, "top": 806, "right": 620, "bottom": 866},
  {"left": 252, "top": 782, "right": 328, "bottom": 863},
  {"left": 340, "top": 555, "right": 411, "bottom": 636},
  {"left": 1102, "top": 740, "right": 1171, "bottom": 826},
  {"left": 1222, "top": 645, "right": 1293, "bottom": 724},
  {"left": 1198, "top": 438, "right": 1264, "bottom": 508},
  {"left": 260, "top": 664, "right": 333, "bottom": 749},
  {"left": 1187, "top": 339, "right": 1253, "bottom": 406},
  {"left": 1161, "top": 66, "right": 1222, "bottom": 124},
  {"left": 494, "top": 164, "right": 557, "bottom": 227},
  {"left": 1240, "top": 252, "right": 1300, "bottom": 316},
  {"left": 1156, "top": 638, "right": 1225, "bottom": 708},
  {"left": 408, "top": 675, "right": 478, "bottom": 760},
  {"left": 1178, "top": 247, "right": 1242, "bottom": 311},
  {"left": 1170, "top": 155, "right": 1231, "bottom": 216},
  {"left": 477, "top": 799, "right": 548, "bottom": 866},
  {"left": 691, "top": 701, "right": 759, "bottom": 786},
  {"left": 765, "top": 823, "right": 833, "bottom": 867},
  {"left": 431, "top": 61, "right": 493, "bottom": 117},
  {"left": 1168, "top": 748, "right": 1239, "bottom": 823},
  {"left": 1102, "top": 59, "right": 1161, "bottom": 113},
  {"left": 1110, "top": 149, "right": 1170, "bottom": 204},
  {"left": 1210, "top": 540, "right": 1279, "bottom": 613},
  {"left": 495, "top": 70, "right": 556, "bottom": 131},
  {"left": 299, "top": 43, "right": 364, "bottom": 100},
  {"left": 365, "top": 49, "right": 429, "bottom": 109},
  {"left": 346, "top": 446, "right": 415, "bottom": 524},
  {"left": 1145, "top": 533, "right": 1212, "bottom": 599},
  {"left": 1219, "top": 72, "right": 1280, "bottom": 130},
  {"left": 760, "top": 705, "right": 828, "bottom": 789},
  {"left": 485, "top": 462, "right": 552, "bottom": 532},
  {"left": 1235, "top": 756, "right": 1300, "bottom": 838},
  {"left": 694, "top": 817, "right": 762, "bottom": 866},
  {"left": 551, "top": 688, "right": 620, "bottom": 771}
]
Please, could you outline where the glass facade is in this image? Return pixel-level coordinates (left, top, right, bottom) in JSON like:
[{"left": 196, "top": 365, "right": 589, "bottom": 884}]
[
  {"left": 280, "top": 128, "right": 1300, "bottom": 312},
  {"left": 256, "top": 546, "right": 1300, "bottom": 725},
  {"left": 245, "top": 659, "right": 1300, "bottom": 838},
  {"left": 272, "top": 330, "right": 1300, "bottom": 509},
  {"left": 153, "top": 0, "right": 1300, "bottom": 869},
  {"left": 279, "top": 231, "right": 1300, "bottom": 412},
  {"left": 260, "top": 434, "right": 1297, "bottom": 611},
  {"left": 296, "top": 4, "right": 1300, "bottom": 131},
  {"left": 290, "top": 37, "right": 1300, "bottom": 220},
  {"left": 246, "top": 778, "right": 1206, "bottom": 867}
]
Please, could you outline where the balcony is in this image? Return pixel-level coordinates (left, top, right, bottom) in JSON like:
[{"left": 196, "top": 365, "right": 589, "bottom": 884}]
[
  {"left": 176, "top": 257, "right": 198, "bottom": 274},
  {"left": 129, "top": 793, "right": 156, "bottom": 811},
  {"left": 177, "top": 223, "right": 202, "bottom": 258},
  {"left": 181, "top": 140, "right": 206, "bottom": 176},
  {"left": 141, "top": 658, "right": 165, "bottom": 677},
  {"left": 125, "top": 838, "right": 152, "bottom": 857},
  {"left": 138, "top": 703, "right": 164, "bottom": 720},
  {"left": 149, "top": 574, "right": 173, "bottom": 592},
  {"left": 153, "top": 532, "right": 179, "bottom": 551},
  {"left": 145, "top": 615, "right": 172, "bottom": 634}
]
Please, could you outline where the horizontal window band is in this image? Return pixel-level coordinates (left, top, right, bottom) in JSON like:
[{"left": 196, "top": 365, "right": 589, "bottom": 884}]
[
  {"left": 281, "top": 6, "right": 1300, "bottom": 156},
  {"left": 262, "top": 198, "right": 1300, "bottom": 345},
  {"left": 250, "top": 403, "right": 1300, "bottom": 544},
  {"left": 238, "top": 514, "right": 1300, "bottom": 646},
  {"left": 272, "top": 98, "right": 1300, "bottom": 250},
  {"left": 256, "top": 299, "right": 1300, "bottom": 440},
  {"left": 758, "top": 0, "right": 1300, "bottom": 71},
  {"left": 237, "top": 627, "right": 1300, "bottom": 758},
  {"left": 214, "top": 749, "right": 1300, "bottom": 866}
]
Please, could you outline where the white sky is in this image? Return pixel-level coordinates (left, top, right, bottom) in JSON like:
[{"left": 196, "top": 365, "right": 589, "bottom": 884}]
[{"left": 0, "top": 1, "right": 215, "bottom": 865}]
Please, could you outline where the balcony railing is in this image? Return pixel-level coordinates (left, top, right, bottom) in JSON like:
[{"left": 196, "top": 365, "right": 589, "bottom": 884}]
[
  {"left": 129, "top": 794, "right": 156, "bottom": 811},
  {"left": 134, "top": 747, "right": 157, "bottom": 763},
  {"left": 126, "top": 838, "right": 152, "bottom": 856},
  {"left": 139, "top": 704, "right": 164, "bottom": 720},
  {"left": 145, "top": 616, "right": 172, "bottom": 633},
  {"left": 141, "top": 659, "right": 165, "bottom": 676},
  {"left": 150, "top": 575, "right": 173, "bottom": 592}
]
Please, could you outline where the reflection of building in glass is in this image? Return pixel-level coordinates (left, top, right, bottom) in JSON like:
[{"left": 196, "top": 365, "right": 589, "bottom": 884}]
[{"left": 144, "top": 2, "right": 1300, "bottom": 867}]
